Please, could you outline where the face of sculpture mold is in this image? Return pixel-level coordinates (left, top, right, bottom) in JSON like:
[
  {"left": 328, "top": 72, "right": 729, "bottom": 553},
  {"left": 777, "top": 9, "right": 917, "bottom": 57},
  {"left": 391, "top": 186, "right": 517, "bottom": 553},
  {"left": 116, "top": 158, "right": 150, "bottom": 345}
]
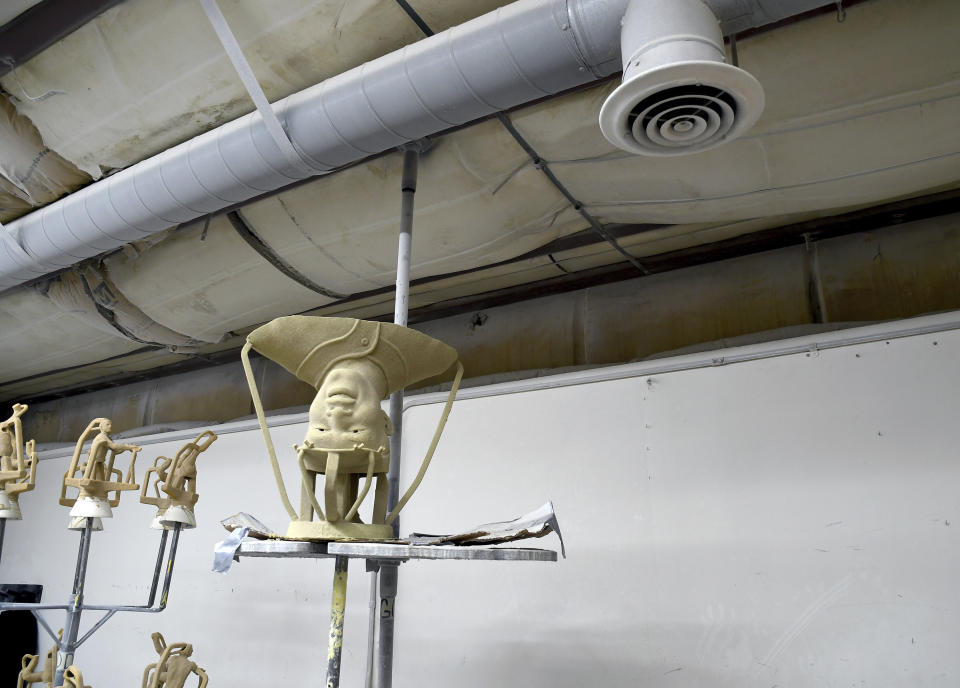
[
  {"left": 304, "top": 359, "right": 391, "bottom": 452},
  {"left": 100, "top": 419, "right": 112, "bottom": 434}
]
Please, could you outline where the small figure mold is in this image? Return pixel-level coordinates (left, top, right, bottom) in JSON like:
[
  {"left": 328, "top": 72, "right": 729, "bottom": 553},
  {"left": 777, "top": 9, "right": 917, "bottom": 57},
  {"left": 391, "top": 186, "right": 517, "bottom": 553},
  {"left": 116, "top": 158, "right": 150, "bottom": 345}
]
[
  {"left": 140, "top": 431, "right": 218, "bottom": 530},
  {"left": 59, "top": 418, "right": 141, "bottom": 524},
  {"left": 142, "top": 632, "right": 208, "bottom": 688}
]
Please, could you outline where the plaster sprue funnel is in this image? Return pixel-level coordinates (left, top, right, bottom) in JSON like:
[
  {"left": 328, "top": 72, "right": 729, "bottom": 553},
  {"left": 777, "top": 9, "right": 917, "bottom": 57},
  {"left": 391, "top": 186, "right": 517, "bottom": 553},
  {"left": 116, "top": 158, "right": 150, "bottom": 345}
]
[
  {"left": 0, "top": 490, "right": 20, "bottom": 520},
  {"left": 68, "top": 516, "right": 104, "bottom": 531},
  {"left": 159, "top": 504, "right": 197, "bottom": 529},
  {"left": 69, "top": 495, "right": 113, "bottom": 519},
  {"left": 599, "top": 0, "right": 764, "bottom": 156},
  {"left": 150, "top": 509, "right": 166, "bottom": 530}
]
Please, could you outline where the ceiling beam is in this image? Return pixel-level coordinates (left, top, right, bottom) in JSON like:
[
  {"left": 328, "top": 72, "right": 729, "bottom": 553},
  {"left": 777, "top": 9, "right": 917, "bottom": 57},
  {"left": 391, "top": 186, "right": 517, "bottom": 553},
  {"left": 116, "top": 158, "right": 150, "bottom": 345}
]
[{"left": 0, "top": 0, "right": 124, "bottom": 78}]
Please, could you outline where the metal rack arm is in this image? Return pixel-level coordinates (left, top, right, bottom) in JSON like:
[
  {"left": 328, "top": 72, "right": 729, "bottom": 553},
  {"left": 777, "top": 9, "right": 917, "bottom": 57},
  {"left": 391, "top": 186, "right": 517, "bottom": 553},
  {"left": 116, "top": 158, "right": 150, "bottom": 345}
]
[
  {"left": 236, "top": 538, "right": 558, "bottom": 562},
  {"left": 54, "top": 518, "right": 95, "bottom": 688},
  {"left": 0, "top": 602, "right": 69, "bottom": 610},
  {"left": 82, "top": 523, "right": 181, "bottom": 612},
  {"left": 146, "top": 528, "right": 169, "bottom": 607},
  {"left": 30, "top": 609, "right": 60, "bottom": 643},
  {"left": 76, "top": 610, "right": 117, "bottom": 648}
]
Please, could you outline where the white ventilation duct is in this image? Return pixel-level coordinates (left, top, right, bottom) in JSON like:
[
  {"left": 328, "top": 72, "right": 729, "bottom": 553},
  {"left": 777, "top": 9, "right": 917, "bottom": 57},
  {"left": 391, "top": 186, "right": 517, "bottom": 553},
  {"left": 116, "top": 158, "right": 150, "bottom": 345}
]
[
  {"left": 0, "top": 0, "right": 830, "bottom": 292},
  {"left": 599, "top": 0, "right": 765, "bottom": 155}
]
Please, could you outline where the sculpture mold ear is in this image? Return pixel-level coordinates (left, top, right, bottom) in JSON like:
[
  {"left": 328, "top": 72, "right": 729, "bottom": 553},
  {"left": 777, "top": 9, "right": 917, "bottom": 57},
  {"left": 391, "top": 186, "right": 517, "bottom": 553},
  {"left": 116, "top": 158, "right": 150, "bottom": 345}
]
[{"left": 383, "top": 410, "right": 394, "bottom": 437}]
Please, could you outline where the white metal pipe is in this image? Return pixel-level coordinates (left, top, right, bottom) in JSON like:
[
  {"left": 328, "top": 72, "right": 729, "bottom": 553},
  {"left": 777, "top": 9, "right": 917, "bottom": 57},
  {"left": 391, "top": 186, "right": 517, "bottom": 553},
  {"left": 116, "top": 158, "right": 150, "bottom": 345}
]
[
  {"left": 379, "top": 145, "right": 420, "bottom": 688},
  {"left": 0, "top": 0, "right": 831, "bottom": 292}
]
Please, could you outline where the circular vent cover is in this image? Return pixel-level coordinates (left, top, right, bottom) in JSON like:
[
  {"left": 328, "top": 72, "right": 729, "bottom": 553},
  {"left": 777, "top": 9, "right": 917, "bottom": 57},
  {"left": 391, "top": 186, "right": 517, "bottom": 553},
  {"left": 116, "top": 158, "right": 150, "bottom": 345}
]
[{"left": 599, "top": 61, "right": 765, "bottom": 157}]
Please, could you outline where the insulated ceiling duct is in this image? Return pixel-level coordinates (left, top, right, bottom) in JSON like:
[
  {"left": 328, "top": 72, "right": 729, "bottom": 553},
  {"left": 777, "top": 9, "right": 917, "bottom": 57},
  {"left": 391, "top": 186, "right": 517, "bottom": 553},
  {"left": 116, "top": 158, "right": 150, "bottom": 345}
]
[
  {"left": 599, "top": 0, "right": 765, "bottom": 156},
  {"left": 0, "top": 0, "right": 830, "bottom": 292}
]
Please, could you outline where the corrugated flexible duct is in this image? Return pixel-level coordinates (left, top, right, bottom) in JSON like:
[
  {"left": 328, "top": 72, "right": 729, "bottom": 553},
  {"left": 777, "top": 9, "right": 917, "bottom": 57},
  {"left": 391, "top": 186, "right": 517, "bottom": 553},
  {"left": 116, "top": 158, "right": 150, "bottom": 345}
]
[{"left": 0, "top": 0, "right": 830, "bottom": 292}]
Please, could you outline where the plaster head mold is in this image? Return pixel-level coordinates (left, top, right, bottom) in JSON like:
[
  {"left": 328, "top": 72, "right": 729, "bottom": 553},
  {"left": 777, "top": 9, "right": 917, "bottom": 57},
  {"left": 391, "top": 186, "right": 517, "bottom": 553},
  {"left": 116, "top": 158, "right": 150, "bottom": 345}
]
[
  {"left": 142, "top": 632, "right": 208, "bottom": 688},
  {"left": 140, "top": 431, "right": 218, "bottom": 529},
  {"left": 59, "top": 418, "right": 141, "bottom": 523},
  {"left": 1, "top": 404, "right": 38, "bottom": 520},
  {"left": 242, "top": 316, "right": 463, "bottom": 541},
  {"left": 17, "top": 630, "right": 60, "bottom": 688}
]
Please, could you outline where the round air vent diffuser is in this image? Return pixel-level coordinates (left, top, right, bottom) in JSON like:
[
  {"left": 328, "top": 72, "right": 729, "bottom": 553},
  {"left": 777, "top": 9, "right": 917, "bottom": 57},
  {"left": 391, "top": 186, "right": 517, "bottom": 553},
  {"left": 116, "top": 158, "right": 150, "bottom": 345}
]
[
  {"left": 599, "top": 0, "right": 765, "bottom": 157},
  {"left": 600, "top": 61, "right": 764, "bottom": 156}
]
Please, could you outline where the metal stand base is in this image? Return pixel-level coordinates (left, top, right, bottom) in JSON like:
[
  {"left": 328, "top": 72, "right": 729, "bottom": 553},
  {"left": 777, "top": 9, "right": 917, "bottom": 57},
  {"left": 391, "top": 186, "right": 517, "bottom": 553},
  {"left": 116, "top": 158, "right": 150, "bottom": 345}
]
[
  {"left": 238, "top": 539, "right": 558, "bottom": 562},
  {"left": 0, "top": 518, "right": 184, "bottom": 685},
  {"left": 235, "top": 537, "right": 556, "bottom": 688},
  {"left": 326, "top": 556, "right": 349, "bottom": 688}
]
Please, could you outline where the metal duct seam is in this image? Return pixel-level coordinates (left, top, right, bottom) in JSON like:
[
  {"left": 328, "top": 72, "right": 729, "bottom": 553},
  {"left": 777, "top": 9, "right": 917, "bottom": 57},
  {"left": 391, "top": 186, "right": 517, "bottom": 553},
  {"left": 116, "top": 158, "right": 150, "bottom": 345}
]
[{"left": 0, "top": 0, "right": 831, "bottom": 291}]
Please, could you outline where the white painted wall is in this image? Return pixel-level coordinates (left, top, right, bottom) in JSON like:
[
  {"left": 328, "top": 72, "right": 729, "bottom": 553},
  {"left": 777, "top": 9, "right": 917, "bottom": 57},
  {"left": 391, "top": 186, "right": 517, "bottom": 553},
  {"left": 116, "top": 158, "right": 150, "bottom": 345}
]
[{"left": 2, "top": 313, "right": 959, "bottom": 687}]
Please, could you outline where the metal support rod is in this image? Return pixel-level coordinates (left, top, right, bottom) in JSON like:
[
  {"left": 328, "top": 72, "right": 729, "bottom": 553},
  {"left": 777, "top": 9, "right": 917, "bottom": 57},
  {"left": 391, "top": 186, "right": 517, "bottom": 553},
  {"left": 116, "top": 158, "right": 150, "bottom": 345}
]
[
  {"left": 376, "top": 562, "right": 399, "bottom": 688},
  {"left": 326, "top": 556, "right": 349, "bottom": 688},
  {"left": 0, "top": 518, "right": 6, "bottom": 564},
  {"left": 76, "top": 610, "right": 116, "bottom": 648},
  {"left": 147, "top": 528, "right": 169, "bottom": 606},
  {"left": 55, "top": 518, "right": 93, "bottom": 687},
  {"left": 82, "top": 521, "right": 182, "bottom": 612},
  {"left": 31, "top": 609, "right": 60, "bottom": 644},
  {"left": 804, "top": 233, "right": 828, "bottom": 324},
  {"left": 0, "top": 528, "right": 178, "bottom": 615},
  {"left": 377, "top": 144, "right": 419, "bottom": 688},
  {"left": 364, "top": 568, "right": 379, "bottom": 688},
  {"left": 384, "top": 146, "right": 419, "bottom": 518},
  {"left": 392, "top": 147, "right": 418, "bottom": 329},
  {"left": 0, "top": 602, "right": 68, "bottom": 610},
  {"left": 4, "top": 522, "right": 183, "bottom": 687},
  {"left": 158, "top": 523, "right": 181, "bottom": 608}
]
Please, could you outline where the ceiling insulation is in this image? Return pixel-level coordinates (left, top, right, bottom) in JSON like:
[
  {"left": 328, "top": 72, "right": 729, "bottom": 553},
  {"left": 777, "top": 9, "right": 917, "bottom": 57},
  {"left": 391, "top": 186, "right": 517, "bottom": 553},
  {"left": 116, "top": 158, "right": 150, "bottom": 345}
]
[
  {"left": 98, "top": 119, "right": 581, "bottom": 343},
  {"left": 0, "top": 0, "right": 512, "bottom": 178},
  {"left": 0, "top": 286, "right": 144, "bottom": 383},
  {"left": 0, "top": 0, "right": 958, "bottom": 402},
  {"left": 0, "top": 94, "right": 90, "bottom": 221}
]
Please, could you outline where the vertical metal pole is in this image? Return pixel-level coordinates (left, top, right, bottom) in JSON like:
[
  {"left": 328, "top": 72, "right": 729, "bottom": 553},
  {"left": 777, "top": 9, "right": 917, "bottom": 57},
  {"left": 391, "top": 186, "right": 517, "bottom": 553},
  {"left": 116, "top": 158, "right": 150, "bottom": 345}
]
[
  {"left": 377, "top": 144, "right": 420, "bottom": 688},
  {"left": 157, "top": 523, "right": 182, "bottom": 608},
  {"left": 55, "top": 518, "right": 93, "bottom": 687},
  {"left": 146, "top": 528, "right": 170, "bottom": 607},
  {"left": 326, "top": 556, "right": 349, "bottom": 688},
  {"left": 364, "top": 566, "right": 379, "bottom": 688},
  {"left": 0, "top": 518, "right": 6, "bottom": 564}
]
